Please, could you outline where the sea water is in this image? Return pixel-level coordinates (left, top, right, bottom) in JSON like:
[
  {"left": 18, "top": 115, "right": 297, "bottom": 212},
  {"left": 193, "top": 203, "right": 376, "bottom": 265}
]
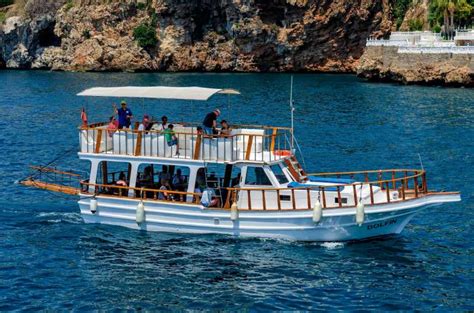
[{"left": 0, "top": 71, "right": 472, "bottom": 310}]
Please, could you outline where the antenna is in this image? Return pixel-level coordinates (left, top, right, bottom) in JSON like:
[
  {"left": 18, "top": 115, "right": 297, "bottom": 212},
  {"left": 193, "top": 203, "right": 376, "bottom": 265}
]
[
  {"left": 418, "top": 153, "right": 424, "bottom": 171},
  {"left": 290, "top": 75, "right": 295, "bottom": 150}
]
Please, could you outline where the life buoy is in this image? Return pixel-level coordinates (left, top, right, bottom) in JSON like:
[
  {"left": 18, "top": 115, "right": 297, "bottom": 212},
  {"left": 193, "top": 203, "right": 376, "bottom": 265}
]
[{"left": 274, "top": 150, "right": 292, "bottom": 156}]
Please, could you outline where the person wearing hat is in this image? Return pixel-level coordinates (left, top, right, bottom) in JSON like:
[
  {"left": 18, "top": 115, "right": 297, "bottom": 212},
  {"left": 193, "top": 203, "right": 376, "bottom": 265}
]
[
  {"left": 114, "top": 101, "right": 133, "bottom": 129},
  {"left": 202, "top": 108, "right": 220, "bottom": 135}
]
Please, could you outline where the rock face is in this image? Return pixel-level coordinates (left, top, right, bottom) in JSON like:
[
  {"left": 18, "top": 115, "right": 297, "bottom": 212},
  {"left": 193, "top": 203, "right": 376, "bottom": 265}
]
[
  {"left": 0, "top": 0, "right": 392, "bottom": 72},
  {"left": 357, "top": 46, "right": 474, "bottom": 86}
]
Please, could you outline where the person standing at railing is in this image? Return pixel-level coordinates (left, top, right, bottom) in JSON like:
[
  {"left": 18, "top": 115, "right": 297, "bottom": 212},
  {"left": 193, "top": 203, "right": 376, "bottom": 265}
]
[
  {"left": 138, "top": 114, "right": 151, "bottom": 131},
  {"left": 202, "top": 109, "right": 220, "bottom": 135},
  {"left": 114, "top": 101, "right": 133, "bottom": 129},
  {"left": 107, "top": 116, "right": 118, "bottom": 137}
]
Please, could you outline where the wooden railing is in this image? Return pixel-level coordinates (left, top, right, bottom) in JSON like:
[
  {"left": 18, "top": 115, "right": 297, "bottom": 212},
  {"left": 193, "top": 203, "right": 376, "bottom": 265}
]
[
  {"left": 20, "top": 166, "right": 83, "bottom": 195},
  {"left": 225, "top": 169, "right": 428, "bottom": 211},
  {"left": 78, "top": 169, "right": 428, "bottom": 211},
  {"left": 80, "top": 181, "right": 203, "bottom": 203},
  {"left": 79, "top": 123, "right": 293, "bottom": 162}
]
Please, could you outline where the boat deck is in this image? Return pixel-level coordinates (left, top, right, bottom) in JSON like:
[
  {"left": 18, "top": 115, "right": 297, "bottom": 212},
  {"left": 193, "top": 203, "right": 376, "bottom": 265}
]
[{"left": 80, "top": 122, "right": 293, "bottom": 163}]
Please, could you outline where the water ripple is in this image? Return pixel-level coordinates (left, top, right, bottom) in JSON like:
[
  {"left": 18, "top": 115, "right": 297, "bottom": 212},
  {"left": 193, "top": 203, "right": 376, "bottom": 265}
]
[{"left": 0, "top": 72, "right": 472, "bottom": 310}]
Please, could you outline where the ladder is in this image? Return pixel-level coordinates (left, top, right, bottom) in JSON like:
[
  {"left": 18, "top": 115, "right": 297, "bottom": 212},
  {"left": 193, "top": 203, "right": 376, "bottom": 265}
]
[{"left": 284, "top": 156, "right": 307, "bottom": 182}]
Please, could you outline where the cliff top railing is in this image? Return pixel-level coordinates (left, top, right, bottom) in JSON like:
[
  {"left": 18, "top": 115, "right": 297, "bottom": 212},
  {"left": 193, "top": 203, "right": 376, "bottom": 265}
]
[{"left": 79, "top": 122, "right": 294, "bottom": 163}]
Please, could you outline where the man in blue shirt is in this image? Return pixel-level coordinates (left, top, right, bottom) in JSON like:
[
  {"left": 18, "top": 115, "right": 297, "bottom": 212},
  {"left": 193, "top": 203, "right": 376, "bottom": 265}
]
[
  {"left": 114, "top": 101, "right": 133, "bottom": 129},
  {"left": 202, "top": 108, "right": 220, "bottom": 135}
]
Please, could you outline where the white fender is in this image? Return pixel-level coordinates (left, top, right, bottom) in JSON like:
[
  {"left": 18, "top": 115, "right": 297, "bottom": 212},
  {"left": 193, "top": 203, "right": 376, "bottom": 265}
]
[
  {"left": 136, "top": 200, "right": 145, "bottom": 224},
  {"left": 230, "top": 202, "right": 239, "bottom": 221},
  {"left": 356, "top": 202, "right": 365, "bottom": 226},
  {"left": 90, "top": 198, "right": 97, "bottom": 214},
  {"left": 312, "top": 200, "right": 322, "bottom": 223}
]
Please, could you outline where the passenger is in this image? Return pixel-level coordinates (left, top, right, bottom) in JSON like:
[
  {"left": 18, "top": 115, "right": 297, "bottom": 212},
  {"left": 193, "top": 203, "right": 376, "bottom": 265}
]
[
  {"left": 107, "top": 116, "right": 118, "bottom": 137},
  {"left": 195, "top": 168, "right": 207, "bottom": 192},
  {"left": 172, "top": 169, "right": 186, "bottom": 201},
  {"left": 159, "top": 165, "right": 171, "bottom": 182},
  {"left": 114, "top": 101, "right": 133, "bottom": 129},
  {"left": 163, "top": 124, "right": 179, "bottom": 156},
  {"left": 158, "top": 179, "right": 171, "bottom": 200},
  {"left": 202, "top": 109, "right": 220, "bottom": 135},
  {"left": 172, "top": 169, "right": 186, "bottom": 190},
  {"left": 196, "top": 126, "right": 204, "bottom": 135},
  {"left": 142, "top": 165, "right": 153, "bottom": 186},
  {"left": 219, "top": 120, "right": 232, "bottom": 136},
  {"left": 138, "top": 114, "right": 150, "bottom": 131},
  {"left": 81, "top": 107, "right": 88, "bottom": 128},
  {"left": 116, "top": 171, "right": 128, "bottom": 196},
  {"left": 159, "top": 115, "right": 169, "bottom": 131}
]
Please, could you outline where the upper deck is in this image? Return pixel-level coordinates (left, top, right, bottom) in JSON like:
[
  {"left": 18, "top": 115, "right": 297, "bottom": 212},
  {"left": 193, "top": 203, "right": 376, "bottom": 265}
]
[{"left": 79, "top": 122, "right": 294, "bottom": 164}]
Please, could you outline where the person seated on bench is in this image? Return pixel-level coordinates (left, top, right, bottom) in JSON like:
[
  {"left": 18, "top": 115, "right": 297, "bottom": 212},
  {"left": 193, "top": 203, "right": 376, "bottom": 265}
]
[
  {"left": 158, "top": 178, "right": 171, "bottom": 200},
  {"left": 116, "top": 171, "right": 128, "bottom": 196},
  {"left": 172, "top": 169, "right": 186, "bottom": 201},
  {"left": 138, "top": 114, "right": 151, "bottom": 132},
  {"left": 219, "top": 120, "right": 232, "bottom": 136},
  {"left": 158, "top": 165, "right": 171, "bottom": 183}
]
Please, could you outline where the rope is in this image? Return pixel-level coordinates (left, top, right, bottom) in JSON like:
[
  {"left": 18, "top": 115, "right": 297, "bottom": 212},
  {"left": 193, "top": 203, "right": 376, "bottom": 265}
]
[{"left": 21, "top": 145, "right": 78, "bottom": 182}]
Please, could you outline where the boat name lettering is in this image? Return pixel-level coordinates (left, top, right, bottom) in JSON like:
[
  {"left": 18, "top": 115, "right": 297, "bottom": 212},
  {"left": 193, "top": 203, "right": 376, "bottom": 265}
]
[{"left": 367, "top": 219, "right": 397, "bottom": 230}]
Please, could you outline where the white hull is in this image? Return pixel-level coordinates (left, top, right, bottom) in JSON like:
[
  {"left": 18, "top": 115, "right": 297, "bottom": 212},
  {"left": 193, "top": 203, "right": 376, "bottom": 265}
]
[{"left": 78, "top": 193, "right": 460, "bottom": 242}]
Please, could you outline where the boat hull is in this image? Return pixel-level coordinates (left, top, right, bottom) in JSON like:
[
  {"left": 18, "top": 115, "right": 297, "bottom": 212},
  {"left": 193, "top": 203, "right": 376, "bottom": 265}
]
[{"left": 78, "top": 193, "right": 460, "bottom": 242}]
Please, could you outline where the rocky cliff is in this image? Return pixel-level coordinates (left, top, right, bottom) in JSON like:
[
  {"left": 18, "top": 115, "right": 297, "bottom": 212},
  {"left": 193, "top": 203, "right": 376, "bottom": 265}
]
[{"left": 0, "top": 0, "right": 393, "bottom": 72}]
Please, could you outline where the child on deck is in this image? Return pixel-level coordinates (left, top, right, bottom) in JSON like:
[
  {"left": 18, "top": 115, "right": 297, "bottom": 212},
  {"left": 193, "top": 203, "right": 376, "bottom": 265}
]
[{"left": 163, "top": 124, "right": 179, "bottom": 156}]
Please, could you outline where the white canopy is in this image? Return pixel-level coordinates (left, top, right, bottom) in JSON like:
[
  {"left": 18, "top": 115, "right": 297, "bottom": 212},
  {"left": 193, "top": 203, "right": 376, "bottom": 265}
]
[{"left": 77, "top": 86, "right": 240, "bottom": 101}]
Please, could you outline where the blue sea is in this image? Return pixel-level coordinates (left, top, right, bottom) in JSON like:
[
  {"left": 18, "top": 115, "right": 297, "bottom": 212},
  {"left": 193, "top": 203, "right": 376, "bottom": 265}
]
[{"left": 0, "top": 71, "right": 472, "bottom": 310}]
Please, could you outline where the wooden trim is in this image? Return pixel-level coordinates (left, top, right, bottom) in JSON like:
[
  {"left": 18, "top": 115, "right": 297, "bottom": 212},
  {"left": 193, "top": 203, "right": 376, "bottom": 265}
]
[
  {"left": 276, "top": 189, "right": 281, "bottom": 210},
  {"left": 29, "top": 166, "right": 81, "bottom": 177},
  {"left": 337, "top": 187, "right": 342, "bottom": 208},
  {"left": 262, "top": 190, "right": 267, "bottom": 210},
  {"left": 134, "top": 131, "right": 143, "bottom": 156},
  {"left": 270, "top": 128, "right": 277, "bottom": 152},
  {"left": 94, "top": 129, "right": 103, "bottom": 153},
  {"left": 321, "top": 188, "right": 327, "bottom": 208},
  {"left": 193, "top": 134, "right": 202, "bottom": 160},
  {"left": 21, "top": 180, "right": 79, "bottom": 195},
  {"left": 284, "top": 159, "right": 301, "bottom": 182},
  {"left": 353, "top": 185, "right": 358, "bottom": 206},
  {"left": 245, "top": 135, "right": 254, "bottom": 160},
  {"left": 306, "top": 189, "right": 311, "bottom": 209},
  {"left": 247, "top": 189, "right": 252, "bottom": 210},
  {"left": 291, "top": 189, "right": 296, "bottom": 210},
  {"left": 370, "top": 184, "right": 374, "bottom": 204}
]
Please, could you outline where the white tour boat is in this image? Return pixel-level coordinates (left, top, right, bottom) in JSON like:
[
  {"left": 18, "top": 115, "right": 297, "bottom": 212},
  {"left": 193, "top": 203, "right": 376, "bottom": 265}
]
[{"left": 22, "top": 86, "right": 461, "bottom": 241}]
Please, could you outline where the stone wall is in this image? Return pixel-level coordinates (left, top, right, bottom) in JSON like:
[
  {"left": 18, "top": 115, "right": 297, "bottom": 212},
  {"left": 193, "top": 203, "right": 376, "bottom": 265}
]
[{"left": 357, "top": 46, "right": 473, "bottom": 86}]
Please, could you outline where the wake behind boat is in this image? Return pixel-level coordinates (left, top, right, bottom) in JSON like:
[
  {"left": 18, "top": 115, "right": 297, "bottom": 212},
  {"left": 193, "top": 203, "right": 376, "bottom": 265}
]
[{"left": 21, "top": 86, "right": 461, "bottom": 241}]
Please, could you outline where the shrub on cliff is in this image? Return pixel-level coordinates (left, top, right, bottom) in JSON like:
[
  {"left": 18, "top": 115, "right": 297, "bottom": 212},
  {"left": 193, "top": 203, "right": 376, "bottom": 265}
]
[
  {"left": 408, "top": 18, "right": 423, "bottom": 31},
  {"left": 133, "top": 22, "right": 157, "bottom": 50}
]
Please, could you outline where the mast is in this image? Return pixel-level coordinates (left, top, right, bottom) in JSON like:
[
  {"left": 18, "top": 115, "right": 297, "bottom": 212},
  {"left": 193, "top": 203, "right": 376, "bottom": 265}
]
[{"left": 290, "top": 75, "right": 295, "bottom": 150}]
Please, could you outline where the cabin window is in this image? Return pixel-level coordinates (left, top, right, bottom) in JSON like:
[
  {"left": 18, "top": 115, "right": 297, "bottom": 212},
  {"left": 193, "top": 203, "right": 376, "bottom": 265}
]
[
  {"left": 136, "top": 164, "right": 190, "bottom": 201},
  {"left": 245, "top": 166, "right": 272, "bottom": 186},
  {"left": 195, "top": 164, "right": 241, "bottom": 208},
  {"left": 335, "top": 197, "right": 348, "bottom": 204},
  {"left": 270, "top": 164, "right": 289, "bottom": 184},
  {"left": 96, "top": 161, "right": 131, "bottom": 196}
]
